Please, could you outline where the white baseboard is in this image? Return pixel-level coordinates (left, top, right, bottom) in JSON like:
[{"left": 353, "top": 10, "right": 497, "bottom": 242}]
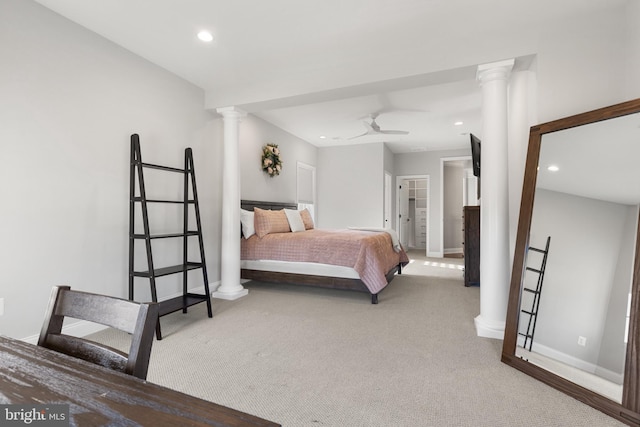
[
  {"left": 444, "top": 247, "right": 463, "bottom": 255},
  {"left": 517, "top": 336, "right": 624, "bottom": 384},
  {"left": 474, "top": 314, "right": 505, "bottom": 340},
  {"left": 21, "top": 281, "right": 221, "bottom": 344}
]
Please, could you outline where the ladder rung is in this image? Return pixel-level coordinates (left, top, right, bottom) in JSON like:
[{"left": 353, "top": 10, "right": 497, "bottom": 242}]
[
  {"left": 523, "top": 288, "right": 539, "bottom": 294},
  {"left": 133, "top": 231, "right": 200, "bottom": 240},
  {"left": 526, "top": 267, "right": 542, "bottom": 274},
  {"left": 139, "top": 162, "right": 184, "bottom": 173},
  {"left": 521, "top": 309, "right": 536, "bottom": 316},
  {"left": 529, "top": 247, "right": 547, "bottom": 254},
  {"left": 518, "top": 332, "right": 533, "bottom": 338},
  {"left": 132, "top": 197, "right": 195, "bottom": 204}
]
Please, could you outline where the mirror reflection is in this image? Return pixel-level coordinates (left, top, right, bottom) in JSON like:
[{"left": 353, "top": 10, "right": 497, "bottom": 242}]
[{"left": 515, "top": 112, "right": 640, "bottom": 403}]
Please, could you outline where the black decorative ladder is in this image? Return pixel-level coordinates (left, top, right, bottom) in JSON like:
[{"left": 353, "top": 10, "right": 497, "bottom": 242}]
[
  {"left": 519, "top": 236, "right": 551, "bottom": 351},
  {"left": 128, "top": 134, "right": 212, "bottom": 340}
]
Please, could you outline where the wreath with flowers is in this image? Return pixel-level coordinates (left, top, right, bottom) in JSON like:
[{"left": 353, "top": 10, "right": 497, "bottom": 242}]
[{"left": 261, "top": 143, "right": 282, "bottom": 177}]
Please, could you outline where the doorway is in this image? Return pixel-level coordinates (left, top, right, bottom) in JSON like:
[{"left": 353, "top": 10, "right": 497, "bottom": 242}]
[
  {"left": 396, "top": 175, "right": 430, "bottom": 256},
  {"left": 440, "top": 156, "right": 476, "bottom": 258}
]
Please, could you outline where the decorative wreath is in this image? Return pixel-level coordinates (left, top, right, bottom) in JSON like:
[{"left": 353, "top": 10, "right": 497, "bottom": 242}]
[{"left": 261, "top": 143, "right": 282, "bottom": 177}]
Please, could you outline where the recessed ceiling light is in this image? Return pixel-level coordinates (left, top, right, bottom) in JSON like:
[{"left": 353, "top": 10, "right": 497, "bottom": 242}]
[
  {"left": 547, "top": 165, "right": 559, "bottom": 172},
  {"left": 454, "top": 121, "right": 463, "bottom": 126},
  {"left": 197, "top": 31, "right": 214, "bottom": 42},
  {"left": 319, "top": 136, "right": 326, "bottom": 139}
]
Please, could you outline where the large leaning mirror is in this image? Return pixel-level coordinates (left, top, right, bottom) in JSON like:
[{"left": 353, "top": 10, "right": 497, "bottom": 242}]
[{"left": 503, "top": 98, "right": 640, "bottom": 426}]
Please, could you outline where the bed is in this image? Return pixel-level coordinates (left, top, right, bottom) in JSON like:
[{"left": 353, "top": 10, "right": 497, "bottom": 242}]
[{"left": 240, "top": 200, "right": 409, "bottom": 304}]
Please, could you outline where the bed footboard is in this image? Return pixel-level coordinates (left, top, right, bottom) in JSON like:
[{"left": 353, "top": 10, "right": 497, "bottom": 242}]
[{"left": 242, "top": 262, "right": 403, "bottom": 304}]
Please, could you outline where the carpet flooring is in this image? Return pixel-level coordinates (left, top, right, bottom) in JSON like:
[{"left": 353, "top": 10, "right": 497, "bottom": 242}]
[{"left": 91, "top": 252, "right": 625, "bottom": 426}]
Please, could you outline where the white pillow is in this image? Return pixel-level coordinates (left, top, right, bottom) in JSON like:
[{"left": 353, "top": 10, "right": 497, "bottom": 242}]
[
  {"left": 284, "top": 209, "right": 305, "bottom": 233},
  {"left": 240, "top": 209, "right": 255, "bottom": 238}
]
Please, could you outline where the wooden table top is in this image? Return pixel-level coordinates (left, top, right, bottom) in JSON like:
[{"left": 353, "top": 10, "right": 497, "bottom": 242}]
[{"left": 0, "top": 336, "right": 280, "bottom": 427}]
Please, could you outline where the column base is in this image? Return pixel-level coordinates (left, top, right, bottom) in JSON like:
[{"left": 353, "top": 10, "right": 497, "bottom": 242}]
[
  {"left": 212, "top": 287, "right": 248, "bottom": 301},
  {"left": 474, "top": 314, "right": 505, "bottom": 339}
]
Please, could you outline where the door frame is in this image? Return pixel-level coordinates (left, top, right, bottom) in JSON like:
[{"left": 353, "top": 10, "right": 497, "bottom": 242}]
[
  {"left": 396, "top": 174, "right": 430, "bottom": 256},
  {"left": 440, "top": 156, "right": 472, "bottom": 258}
]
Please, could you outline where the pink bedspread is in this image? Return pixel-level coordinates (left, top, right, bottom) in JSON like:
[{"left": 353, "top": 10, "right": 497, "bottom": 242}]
[{"left": 241, "top": 229, "right": 409, "bottom": 294}]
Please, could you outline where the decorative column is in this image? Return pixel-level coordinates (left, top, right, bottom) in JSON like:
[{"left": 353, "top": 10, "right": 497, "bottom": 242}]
[
  {"left": 507, "top": 69, "right": 537, "bottom": 262},
  {"left": 212, "top": 106, "right": 248, "bottom": 300},
  {"left": 475, "top": 59, "right": 514, "bottom": 339}
]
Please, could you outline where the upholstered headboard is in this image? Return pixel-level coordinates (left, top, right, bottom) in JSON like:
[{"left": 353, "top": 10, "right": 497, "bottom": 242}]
[{"left": 241, "top": 200, "right": 298, "bottom": 211}]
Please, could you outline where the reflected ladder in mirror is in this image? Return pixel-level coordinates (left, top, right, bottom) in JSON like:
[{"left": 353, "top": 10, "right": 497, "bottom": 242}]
[{"left": 519, "top": 236, "right": 551, "bottom": 351}]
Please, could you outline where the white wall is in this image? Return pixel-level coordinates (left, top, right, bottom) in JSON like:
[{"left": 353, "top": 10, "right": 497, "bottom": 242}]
[
  {"left": 597, "top": 205, "right": 638, "bottom": 377},
  {"left": 239, "top": 115, "right": 317, "bottom": 203},
  {"left": 624, "top": 0, "right": 640, "bottom": 96},
  {"left": 317, "top": 143, "right": 384, "bottom": 229},
  {"left": 535, "top": 6, "right": 631, "bottom": 122},
  {"left": 0, "top": 0, "right": 220, "bottom": 339}
]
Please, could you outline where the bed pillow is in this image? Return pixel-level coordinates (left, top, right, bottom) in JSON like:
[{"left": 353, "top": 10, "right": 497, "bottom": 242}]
[
  {"left": 240, "top": 209, "right": 255, "bottom": 239},
  {"left": 254, "top": 208, "right": 291, "bottom": 237},
  {"left": 284, "top": 209, "right": 305, "bottom": 232},
  {"left": 300, "top": 209, "right": 315, "bottom": 230}
]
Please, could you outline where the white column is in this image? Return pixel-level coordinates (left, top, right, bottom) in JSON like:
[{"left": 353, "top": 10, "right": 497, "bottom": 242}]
[
  {"left": 475, "top": 59, "right": 514, "bottom": 339},
  {"left": 507, "top": 70, "right": 537, "bottom": 263},
  {"left": 212, "top": 106, "right": 249, "bottom": 300}
]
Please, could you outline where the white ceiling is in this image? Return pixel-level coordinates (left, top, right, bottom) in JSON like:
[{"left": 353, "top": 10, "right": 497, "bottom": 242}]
[{"left": 34, "top": 0, "right": 628, "bottom": 153}]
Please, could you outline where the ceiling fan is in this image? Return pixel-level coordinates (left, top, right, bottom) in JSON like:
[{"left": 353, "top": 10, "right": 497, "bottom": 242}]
[{"left": 348, "top": 113, "right": 409, "bottom": 139}]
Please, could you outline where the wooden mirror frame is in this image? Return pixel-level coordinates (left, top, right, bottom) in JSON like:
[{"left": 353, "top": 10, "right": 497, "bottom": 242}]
[{"left": 502, "top": 97, "right": 640, "bottom": 426}]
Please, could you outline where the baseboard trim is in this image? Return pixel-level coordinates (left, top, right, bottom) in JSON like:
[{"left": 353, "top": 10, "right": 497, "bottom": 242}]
[{"left": 474, "top": 314, "right": 505, "bottom": 340}]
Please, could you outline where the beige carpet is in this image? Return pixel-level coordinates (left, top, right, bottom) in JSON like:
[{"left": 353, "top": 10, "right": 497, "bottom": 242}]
[
  {"left": 401, "top": 250, "right": 465, "bottom": 279},
  {"left": 90, "top": 256, "right": 625, "bottom": 426}
]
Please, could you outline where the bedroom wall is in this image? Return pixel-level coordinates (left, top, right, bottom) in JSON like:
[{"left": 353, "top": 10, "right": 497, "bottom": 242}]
[
  {"left": 316, "top": 143, "right": 384, "bottom": 229},
  {"left": 535, "top": 4, "right": 631, "bottom": 122},
  {"left": 394, "top": 148, "right": 469, "bottom": 257},
  {"left": 625, "top": 0, "right": 640, "bottom": 96},
  {"left": 597, "top": 205, "right": 638, "bottom": 377},
  {"left": 0, "top": 0, "right": 221, "bottom": 339},
  {"left": 239, "top": 114, "right": 317, "bottom": 203}
]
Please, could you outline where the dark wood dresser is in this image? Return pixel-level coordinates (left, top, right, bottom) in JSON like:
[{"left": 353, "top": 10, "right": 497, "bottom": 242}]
[{"left": 463, "top": 206, "right": 480, "bottom": 287}]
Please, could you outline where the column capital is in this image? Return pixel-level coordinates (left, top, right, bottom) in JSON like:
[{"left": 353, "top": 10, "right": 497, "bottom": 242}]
[
  {"left": 216, "top": 106, "right": 247, "bottom": 120},
  {"left": 477, "top": 58, "right": 515, "bottom": 85}
]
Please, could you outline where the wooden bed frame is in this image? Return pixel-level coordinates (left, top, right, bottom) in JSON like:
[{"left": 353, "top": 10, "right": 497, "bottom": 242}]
[{"left": 240, "top": 200, "right": 402, "bottom": 304}]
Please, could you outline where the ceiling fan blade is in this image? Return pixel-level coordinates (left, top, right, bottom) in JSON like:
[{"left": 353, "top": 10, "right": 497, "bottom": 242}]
[
  {"left": 380, "top": 130, "right": 409, "bottom": 135},
  {"left": 348, "top": 131, "right": 369, "bottom": 140}
]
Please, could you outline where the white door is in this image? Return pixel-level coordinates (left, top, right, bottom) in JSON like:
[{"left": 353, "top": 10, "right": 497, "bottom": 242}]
[
  {"left": 384, "top": 172, "right": 392, "bottom": 228},
  {"left": 398, "top": 181, "right": 411, "bottom": 247}
]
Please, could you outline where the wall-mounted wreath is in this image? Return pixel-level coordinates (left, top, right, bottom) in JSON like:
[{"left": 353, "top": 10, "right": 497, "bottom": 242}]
[{"left": 261, "top": 143, "right": 282, "bottom": 177}]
